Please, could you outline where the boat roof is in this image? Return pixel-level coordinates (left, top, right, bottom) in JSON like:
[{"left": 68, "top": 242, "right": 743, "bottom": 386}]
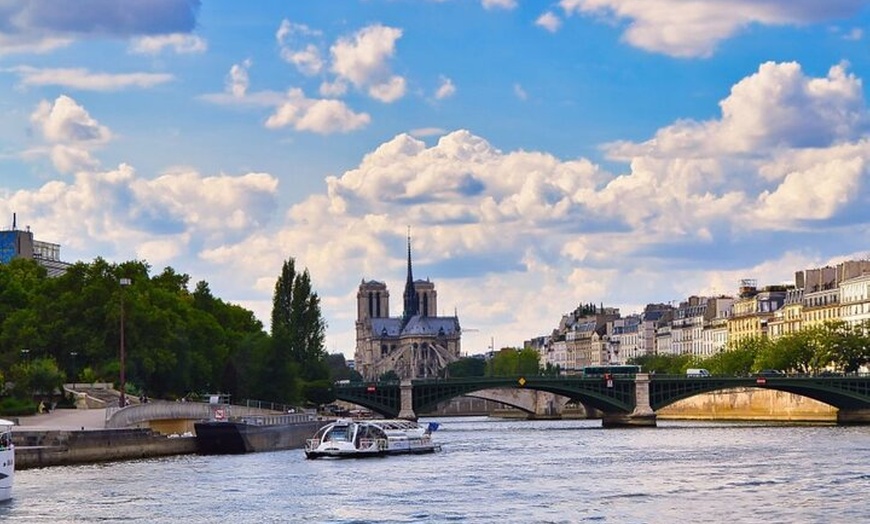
[
  {"left": 331, "top": 418, "right": 420, "bottom": 430},
  {"left": 0, "top": 419, "right": 14, "bottom": 428}
]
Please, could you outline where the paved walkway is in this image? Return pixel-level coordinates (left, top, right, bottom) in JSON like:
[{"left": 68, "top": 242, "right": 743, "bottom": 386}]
[{"left": 11, "top": 408, "right": 108, "bottom": 431}]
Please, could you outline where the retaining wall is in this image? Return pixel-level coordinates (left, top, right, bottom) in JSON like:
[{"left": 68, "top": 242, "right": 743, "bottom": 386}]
[{"left": 13, "top": 429, "right": 197, "bottom": 470}]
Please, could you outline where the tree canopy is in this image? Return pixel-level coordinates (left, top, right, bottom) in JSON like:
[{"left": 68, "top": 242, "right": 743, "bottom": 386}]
[{"left": 0, "top": 256, "right": 348, "bottom": 408}]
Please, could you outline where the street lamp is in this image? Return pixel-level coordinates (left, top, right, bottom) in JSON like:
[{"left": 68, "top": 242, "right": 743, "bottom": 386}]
[{"left": 119, "top": 277, "right": 131, "bottom": 407}]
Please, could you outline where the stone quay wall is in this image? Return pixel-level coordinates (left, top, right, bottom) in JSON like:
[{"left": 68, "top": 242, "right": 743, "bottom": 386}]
[
  {"left": 14, "top": 429, "right": 196, "bottom": 470},
  {"left": 657, "top": 387, "right": 838, "bottom": 422}
]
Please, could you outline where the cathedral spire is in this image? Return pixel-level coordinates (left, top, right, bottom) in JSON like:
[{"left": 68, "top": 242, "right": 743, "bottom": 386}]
[{"left": 402, "top": 227, "right": 419, "bottom": 321}]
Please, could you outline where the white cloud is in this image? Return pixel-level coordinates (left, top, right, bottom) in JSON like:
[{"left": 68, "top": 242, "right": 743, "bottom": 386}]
[
  {"left": 368, "top": 75, "right": 406, "bottom": 103},
  {"left": 227, "top": 59, "right": 252, "bottom": 98},
  {"left": 27, "top": 95, "right": 113, "bottom": 174},
  {"left": 536, "top": 12, "right": 563, "bottom": 33},
  {"left": 410, "top": 127, "right": 447, "bottom": 137},
  {"left": 30, "top": 95, "right": 112, "bottom": 145},
  {"left": 7, "top": 66, "right": 173, "bottom": 91},
  {"left": 435, "top": 76, "right": 456, "bottom": 100},
  {"left": 330, "top": 24, "right": 406, "bottom": 103},
  {"left": 2, "top": 163, "right": 279, "bottom": 265},
  {"left": 129, "top": 33, "right": 207, "bottom": 55},
  {"left": 482, "top": 0, "right": 518, "bottom": 9},
  {"left": 199, "top": 62, "right": 287, "bottom": 107},
  {"left": 514, "top": 83, "right": 528, "bottom": 100},
  {"left": 319, "top": 79, "right": 348, "bottom": 98},
  {"left": 282, "top": 43, "right": 324, "bottom": 76},
  {"left": 265, "top": 88, "right": 371, "bottom": 134},
  {"left": 0, "top": 35, "right": 72, "bottom": 56},
  {"left": 559, "top": 0, "right": 866, "bottom": 57},
  {"left": 607, "top": 62, "right": 868, "bottom": 159},
  {"left": 843, "top": 28, "right": 864, "bottom": 41},
  {"left": 276, "top": 20, "right": 324, "bottom": 76}
]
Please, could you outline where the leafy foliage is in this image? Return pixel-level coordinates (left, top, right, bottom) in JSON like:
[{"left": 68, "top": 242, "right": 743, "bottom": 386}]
[{"left": 0, "top": 255, "right": 335, "bottom": 406}]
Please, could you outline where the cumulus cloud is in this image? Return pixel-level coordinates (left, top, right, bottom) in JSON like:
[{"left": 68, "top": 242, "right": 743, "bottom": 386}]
[
  {"left": 0, "top": 0, "right": 201, "bottom": 55},
  {"left": 559, "top": 0, "right": 866, "bottom": 57},
  {"left": 330, "top": 24, "right": 406, "bottom": 102},
  {"left": 27, "top": 95, "right": 112, "bottom": 174},
  {"left": 30, "top": 95, "right": 112, "bottom": 145},
  {"left": 607, "top": 62, "right": 868, "bottom": 158},
  {"left": 265, "top": 88, "right": 371, "bottom": 134},
  {"left": 129, "top": 33, "right": 207, "bottom": 54},
  {"left": 6, "top": 66, "right": 173, "bottom": 91},
  {"left": 195, "top": 59, "right": 870, "bottom": 353},
  {"left": 1, "top": 162, "right": 279, "bottom": 265},
  {"left": 536, "top": 12, "right": 562, "bottom": 32}
]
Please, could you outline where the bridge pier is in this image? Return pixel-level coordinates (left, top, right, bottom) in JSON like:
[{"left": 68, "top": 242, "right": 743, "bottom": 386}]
[
  {"left": 601, "top": 373, "right": 657, "bottom": 428},
  {"left": 837, "top": 408, "right": 870, "bottom": 425},
  {"left": 397, "top": 379, "right": 416, "bottom": 420}
]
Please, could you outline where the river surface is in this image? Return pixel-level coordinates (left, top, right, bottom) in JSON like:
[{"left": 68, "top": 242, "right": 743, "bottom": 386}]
[{"left": 2, "top": 417, "right": 869, "bottom": 523}]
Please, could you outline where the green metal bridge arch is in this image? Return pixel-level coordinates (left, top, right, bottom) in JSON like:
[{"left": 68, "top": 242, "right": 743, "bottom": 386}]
[
  {"left": 648, "top": 375, "right": 870, "bottom": 412},
  {"left": 335, "top": 374, "right": 870, "bottom": 425},
  {"left": 334, "top": 376, "right": 638, "bottom": 418}
]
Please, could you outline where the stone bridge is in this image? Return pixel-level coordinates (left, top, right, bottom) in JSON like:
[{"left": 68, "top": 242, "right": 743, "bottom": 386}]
[{"left": 104, "top": 401, "right": 295, "bottom": 433}]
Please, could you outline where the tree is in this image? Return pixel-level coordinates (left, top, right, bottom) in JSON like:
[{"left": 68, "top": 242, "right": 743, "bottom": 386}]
[
  {"left": 444, "top": 357, "right": 486, "bottom": 378},
  {"left": 268, "top": 257, "right": 329, "bottom": 403}
]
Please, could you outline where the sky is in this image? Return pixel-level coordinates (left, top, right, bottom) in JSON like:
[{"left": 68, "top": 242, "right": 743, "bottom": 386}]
[{"left": 2, "top": 0, "right": 870, "bottom": 359}]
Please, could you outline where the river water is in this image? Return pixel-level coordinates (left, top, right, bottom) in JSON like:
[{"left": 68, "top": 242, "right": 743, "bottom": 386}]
[{"left": 2, "top": 417, "right": 869, "bottom": 523}]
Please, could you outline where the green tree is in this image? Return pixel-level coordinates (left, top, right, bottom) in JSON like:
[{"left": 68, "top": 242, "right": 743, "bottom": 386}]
[
  {"left": 700, "top": 337, "right": 764, "bottom": 375},
  {"left": 268, "top": 257, "right": 328, "bottom": 403},
  {"left": 444, "top": 357, "right": 486, "bottom": 378}
]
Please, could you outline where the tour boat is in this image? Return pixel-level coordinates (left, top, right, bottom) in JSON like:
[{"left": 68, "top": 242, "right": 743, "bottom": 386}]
[
  {"left": 304, "top": 418, "right": 440, "bottom": 459},
  {"left": 0, "top": 419, "right": 14, "bottom": 501}
]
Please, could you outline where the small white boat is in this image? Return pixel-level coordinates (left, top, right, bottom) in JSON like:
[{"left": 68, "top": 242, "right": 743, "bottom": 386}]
[
  {"left": 304, "top": 418, "right": 440, "bottom": 459},
  {"left": 0, "top": 419, "right": 14, "bottom": 501}
]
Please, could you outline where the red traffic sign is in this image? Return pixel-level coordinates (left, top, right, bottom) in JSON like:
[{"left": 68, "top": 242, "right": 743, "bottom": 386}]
[
  {"left": 756, "top": 377, "right": 767, "bottom": 385},
  {"left": 366, "top": 386, "right": 376, "bottom": 392}
]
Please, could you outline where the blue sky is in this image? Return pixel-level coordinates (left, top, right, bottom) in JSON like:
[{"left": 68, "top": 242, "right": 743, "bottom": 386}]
[{"left": 2, "top": 0, "right": 870, "bottom": 357}]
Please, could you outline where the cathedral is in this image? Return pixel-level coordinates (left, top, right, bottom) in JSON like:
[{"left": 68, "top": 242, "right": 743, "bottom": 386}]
[{"left": 354, "top": 237, "right": 462, "bottom": 380}]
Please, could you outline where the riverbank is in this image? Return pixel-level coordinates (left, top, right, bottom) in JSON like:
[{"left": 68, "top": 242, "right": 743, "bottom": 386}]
[
  {"left": 15, "top": 429, "right": 196, "bottom": 470},
  {"left": 10, "top": 407, "right": 197, "bottom": 470}
]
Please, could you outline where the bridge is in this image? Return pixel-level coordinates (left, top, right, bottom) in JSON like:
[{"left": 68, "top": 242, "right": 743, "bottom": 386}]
[{"left": 334, "top": 374, "right": 870, "bottom": 427}]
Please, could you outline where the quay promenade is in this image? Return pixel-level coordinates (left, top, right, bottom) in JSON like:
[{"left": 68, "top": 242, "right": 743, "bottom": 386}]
[{"left": 11, "top": 407, "right": 197, "bottom": 470}]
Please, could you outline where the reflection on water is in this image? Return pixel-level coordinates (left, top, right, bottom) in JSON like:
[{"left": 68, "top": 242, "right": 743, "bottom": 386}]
[{"left": 2, "top": 417, "right": 869, "bottom": 523}]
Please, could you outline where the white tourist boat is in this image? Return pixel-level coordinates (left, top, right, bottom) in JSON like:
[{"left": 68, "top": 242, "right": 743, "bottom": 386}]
[
  {"left": 0, "top": 419, "right": 14, "bottom": 501},
  {"left": 304, "top": 418, "right": 440, "bottom": 459}
]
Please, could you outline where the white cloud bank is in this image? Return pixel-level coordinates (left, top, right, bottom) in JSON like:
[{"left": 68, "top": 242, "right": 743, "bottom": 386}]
[
  {"left": 8, "top": 60, "right": 870, "bottom": 355},
  {"left": 559, "top": 0, "right": 866, "bottom": 57}
]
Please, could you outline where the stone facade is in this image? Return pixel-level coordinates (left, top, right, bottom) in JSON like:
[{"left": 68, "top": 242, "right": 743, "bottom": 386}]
[{"left": 354, "top": 238, "right": 461, "bottom": 380}]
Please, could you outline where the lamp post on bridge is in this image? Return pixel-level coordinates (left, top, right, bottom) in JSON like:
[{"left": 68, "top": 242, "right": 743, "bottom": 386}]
[{"left": 119, "top": 277, "right": 131, "bottom": 408}]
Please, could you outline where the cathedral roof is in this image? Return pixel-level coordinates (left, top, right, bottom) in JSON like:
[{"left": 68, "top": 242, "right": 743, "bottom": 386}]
[{"left": 371, "top": 315, "right": 459, "bottom": 338}]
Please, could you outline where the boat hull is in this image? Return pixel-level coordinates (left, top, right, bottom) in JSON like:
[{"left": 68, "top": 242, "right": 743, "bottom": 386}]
[
  {"left": 304, "top": 445, "right": 439, "bottom": 459},
  {"left": 195, "top": 420, "right": 324, "bottom": 455},
  {"left": 0, "top": 420, "right": 13, "bottom": 502}
]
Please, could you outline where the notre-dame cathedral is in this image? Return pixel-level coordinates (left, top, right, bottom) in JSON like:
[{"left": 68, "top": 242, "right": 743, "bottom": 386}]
[{"left": 354, "top": 237, "right": 462, "bottom": 380}]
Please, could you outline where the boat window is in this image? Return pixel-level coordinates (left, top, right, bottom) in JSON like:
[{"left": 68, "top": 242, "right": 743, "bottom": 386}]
[
  {"left": 327, "top": 426, "right": 351, "bottom": 441},
  {"left": 0, "top": 431, "right": 10, "bottom": 450}
]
